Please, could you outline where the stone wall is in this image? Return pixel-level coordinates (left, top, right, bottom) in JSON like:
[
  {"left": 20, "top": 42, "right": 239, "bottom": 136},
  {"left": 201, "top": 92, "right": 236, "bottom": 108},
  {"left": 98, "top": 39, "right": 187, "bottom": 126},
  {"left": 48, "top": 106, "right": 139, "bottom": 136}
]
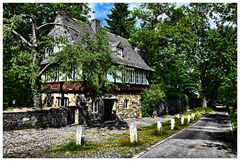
[
  {"left": 41, "top": 92, "right": 142, "bottom": 122},
  {"left": 114, "top": 93, "right": 142, "bottom": 120},
  {"left": 3, "top": 108, "right": 68, "bottom": 131},
  {"left": 42, "top": 93, "right": 77, "bottom": 107}
]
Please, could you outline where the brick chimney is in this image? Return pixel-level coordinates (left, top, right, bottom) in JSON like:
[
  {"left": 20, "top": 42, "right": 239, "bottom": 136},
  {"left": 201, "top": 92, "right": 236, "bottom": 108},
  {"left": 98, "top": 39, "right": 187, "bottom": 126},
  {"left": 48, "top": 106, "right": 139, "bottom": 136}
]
[{"left": 91, "top": 19, "right": 101, "bottom": 33}]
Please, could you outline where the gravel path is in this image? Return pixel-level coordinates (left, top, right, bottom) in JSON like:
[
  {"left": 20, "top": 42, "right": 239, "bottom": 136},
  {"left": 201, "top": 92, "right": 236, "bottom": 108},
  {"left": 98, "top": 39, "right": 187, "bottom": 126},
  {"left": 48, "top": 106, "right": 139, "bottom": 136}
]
[
  {"left": 3, "top": 116, "right": 174, "bottom": 158},
  {"left": 125, "top": 116, "right": 175, "bottom": 127},
  {"left": 3, "top": 125, "right": 124, "bottom": 157}
]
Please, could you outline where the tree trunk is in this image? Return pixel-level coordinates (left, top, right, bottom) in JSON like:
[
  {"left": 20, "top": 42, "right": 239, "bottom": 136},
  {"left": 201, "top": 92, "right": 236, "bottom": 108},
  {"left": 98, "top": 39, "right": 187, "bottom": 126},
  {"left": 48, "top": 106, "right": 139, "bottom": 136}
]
[
  {"left": 31, "top": 15, "right": 42, "bottom": 108},
  {"left": 32, "top": 89, "right": 41, "bottom": 107},
  {"left": 31, "top": 76, "right": 42, "bottom": 107}
]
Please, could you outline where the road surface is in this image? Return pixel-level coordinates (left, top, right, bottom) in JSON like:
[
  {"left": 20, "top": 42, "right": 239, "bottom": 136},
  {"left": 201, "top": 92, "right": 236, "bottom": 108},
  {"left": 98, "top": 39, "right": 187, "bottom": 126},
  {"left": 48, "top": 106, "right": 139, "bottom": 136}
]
[{"left": 139, "top": 108, "right": 237, "bottom": 158}]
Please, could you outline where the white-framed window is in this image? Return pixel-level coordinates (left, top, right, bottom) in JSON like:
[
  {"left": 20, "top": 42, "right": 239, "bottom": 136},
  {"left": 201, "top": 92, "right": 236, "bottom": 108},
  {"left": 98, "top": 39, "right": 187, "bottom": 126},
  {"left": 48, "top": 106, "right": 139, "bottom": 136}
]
[
  {"left": 116, "top": 47, "right": 123, "bottom": 57},
  {"left": 64, "top": 98, "right": 69, "bottom": 107},
  {"left": 123, "top": 100, "right": 129, "bottom": 109},
  {"left": 115, "top": 70, "right": 122, "bottom": 83},
  {"left": 135, "top": 71, "right": 140, "bottom": 84},
  {"left": 142, "top": 72, "right": 149, "bottom": 85},
  {"left": 69, "top": 67, "right": 75, "bottom": 81},
  {"left": 107, "top": 73, "right": 114, "bottom": 82},
  {"left": 123, "top": 71, "right": 129, "bottom": 83},
  {"left": 92, "top": 100, "right": 99, "bottom": 113},
  {"left": 57, "top": 97, "right": 69, "bottom": 107},
  {"left": 141, "top": 72, "right": 145, "bottom": 84},
  {"left": 139, "top": 71, "right": 143, "bottom": 84},
  {"left": 130, "top": 70, "right": 135, "bottom": 83}
]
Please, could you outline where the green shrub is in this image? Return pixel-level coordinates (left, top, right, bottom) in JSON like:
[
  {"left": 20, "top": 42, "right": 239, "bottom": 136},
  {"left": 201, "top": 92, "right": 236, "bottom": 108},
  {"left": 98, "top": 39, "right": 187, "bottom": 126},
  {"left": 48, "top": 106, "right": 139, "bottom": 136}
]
[
  {"left": 117, "top": 137, "right": 143, "bottom": 147},
  {"left": 229, "top": 107, "right": 237, "bottom": 129},
  {"left": 62, "top": 140, "right": 96, "bottom": 152},
  {"left": 140, "top": 84, "right": 165, "bottom": 117},
  {"left": 62, "top": 140, "right": 84, "bottom": 151}
]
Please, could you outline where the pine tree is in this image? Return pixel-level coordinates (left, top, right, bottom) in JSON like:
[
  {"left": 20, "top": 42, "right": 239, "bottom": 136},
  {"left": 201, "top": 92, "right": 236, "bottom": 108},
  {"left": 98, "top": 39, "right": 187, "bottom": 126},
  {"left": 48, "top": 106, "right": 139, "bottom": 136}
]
[{"left": 105, "top": 3, "right": 134, "bottom": 39}]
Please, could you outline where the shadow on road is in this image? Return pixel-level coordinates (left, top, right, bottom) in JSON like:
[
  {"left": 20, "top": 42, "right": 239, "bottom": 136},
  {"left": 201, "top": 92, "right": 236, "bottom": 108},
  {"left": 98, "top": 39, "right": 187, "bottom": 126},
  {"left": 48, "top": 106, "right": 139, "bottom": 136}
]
[
  {"left": 200, "top": 113, "right": 230, "bottom": 127},
  {"left": 173, "top": 112, "right": 237, "bottom": 155}
]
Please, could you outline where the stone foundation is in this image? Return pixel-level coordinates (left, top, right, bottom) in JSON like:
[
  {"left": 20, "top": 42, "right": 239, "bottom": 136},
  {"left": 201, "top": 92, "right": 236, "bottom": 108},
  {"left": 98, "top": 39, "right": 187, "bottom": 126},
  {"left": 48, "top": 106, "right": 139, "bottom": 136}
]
[
  {"left": 42, "top": 92, "right": 142, "bottom": 122},
  {"left": 113, "top": 94, "right": 142, "bottom": 120}
]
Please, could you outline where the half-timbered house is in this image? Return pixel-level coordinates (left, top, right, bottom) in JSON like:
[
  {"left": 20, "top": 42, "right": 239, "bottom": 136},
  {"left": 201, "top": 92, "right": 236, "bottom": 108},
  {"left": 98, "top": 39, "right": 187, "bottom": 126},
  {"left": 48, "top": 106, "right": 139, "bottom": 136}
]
[{"left": 41, "top": 13, "right": 154, "bottom": 124}]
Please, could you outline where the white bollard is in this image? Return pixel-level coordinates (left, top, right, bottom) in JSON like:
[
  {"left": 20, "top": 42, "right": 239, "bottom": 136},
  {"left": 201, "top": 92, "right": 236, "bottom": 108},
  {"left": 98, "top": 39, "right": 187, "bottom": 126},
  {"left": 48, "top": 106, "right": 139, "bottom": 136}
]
[
  {"left": 75, "top": 109, "right": 79, "bottom": 125},
  {"left": 171, "top": 118, "right": 175, "bottom": 130},
  {"left": 181, "top": 117, "right": 184, "bottom": 125},
  {"left": 191, "top": 113, "right": 195, "bottom": 121},
  {"left": 157, "top": 121, "right": 162, "bottom": 132},
  {"left": 76, "top": 125, "right": 84, "bottom": 145},
  {"left": 130, "top": 125, "right": 138, "bottom": 143},
  {"left": 188, "top": 115, "right": 191, "bottom": 123}
]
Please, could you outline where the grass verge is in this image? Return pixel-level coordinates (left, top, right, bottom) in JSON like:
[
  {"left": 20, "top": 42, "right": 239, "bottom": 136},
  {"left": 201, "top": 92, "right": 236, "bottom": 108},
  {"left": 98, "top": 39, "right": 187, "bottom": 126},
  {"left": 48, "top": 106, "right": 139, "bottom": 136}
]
[{"left": 229, "top": 107, "right": 237, "bottom": 129}]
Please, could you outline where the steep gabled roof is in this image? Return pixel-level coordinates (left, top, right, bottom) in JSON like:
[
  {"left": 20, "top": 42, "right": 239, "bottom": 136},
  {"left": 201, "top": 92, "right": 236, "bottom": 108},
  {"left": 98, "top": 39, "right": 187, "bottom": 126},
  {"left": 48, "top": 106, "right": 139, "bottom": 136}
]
[
  {"left": 44, "top": 13, "right": 154, "bottom": 71},
  {"left": 49, "top": 14, "right": 95, "bottom": 43},
  {"left": 107, "top": 32, "right": 154, "bottom": 71}
]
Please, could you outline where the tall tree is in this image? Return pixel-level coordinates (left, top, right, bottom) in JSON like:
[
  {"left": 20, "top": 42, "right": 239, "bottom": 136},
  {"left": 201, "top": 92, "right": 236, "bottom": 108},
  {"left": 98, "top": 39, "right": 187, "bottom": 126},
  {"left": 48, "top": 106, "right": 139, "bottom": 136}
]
[
  {"left": 3, "top": 3, "right": 113, "bottom": 108},
  {"left": 188, "top": 3, "right": 237, "bottom": 107},
  {"left": 132, "top": 3, "right": 174, "bottom": 29},
  {"left": 130, "top": 3, "right": 237, "bottom": 110},
  {"left": 54, "top": 29, "right": 117, "bottom": 97},
  {"left": 130, "top": 4, "right": 199, "bottom": 97},
  {"left": 105, "top": 3, "right": 134, "bottom": 38}
]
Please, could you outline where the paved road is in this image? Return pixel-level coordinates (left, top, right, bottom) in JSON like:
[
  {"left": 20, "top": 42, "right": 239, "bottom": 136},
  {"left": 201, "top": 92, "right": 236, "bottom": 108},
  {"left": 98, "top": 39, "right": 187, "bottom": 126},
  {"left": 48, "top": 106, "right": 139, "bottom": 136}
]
[{"left": 139, "top": 109, "right": 237, "bottom": 158}]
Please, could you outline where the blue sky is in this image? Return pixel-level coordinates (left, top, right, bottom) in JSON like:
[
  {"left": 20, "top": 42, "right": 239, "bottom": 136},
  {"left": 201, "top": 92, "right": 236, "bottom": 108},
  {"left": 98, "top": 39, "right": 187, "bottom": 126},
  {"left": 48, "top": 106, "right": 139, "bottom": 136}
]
[
  {"left": 90, "top": 3, "right": 216, "bottom": 28},
  {"left": 89, "top": 3, "right": 140, "bottom": 26}
]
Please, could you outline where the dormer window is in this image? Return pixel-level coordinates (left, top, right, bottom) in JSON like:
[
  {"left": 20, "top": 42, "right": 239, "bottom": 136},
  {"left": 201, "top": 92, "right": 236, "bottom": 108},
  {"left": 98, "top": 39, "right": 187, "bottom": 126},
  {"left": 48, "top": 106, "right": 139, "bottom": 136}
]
[
  {"left": 117, "top": 47, "right": 123, "bottom": 57},
  {"left": 112, "top": 42, "right": 124, "bottom": 57},
  {"left": 45, "top": 47, "right": 53, "bottom": 57}
]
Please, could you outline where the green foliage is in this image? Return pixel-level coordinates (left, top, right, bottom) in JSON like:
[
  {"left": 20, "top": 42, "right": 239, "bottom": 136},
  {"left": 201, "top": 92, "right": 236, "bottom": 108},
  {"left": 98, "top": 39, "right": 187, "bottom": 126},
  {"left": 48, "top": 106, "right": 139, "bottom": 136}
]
[
  {"left": 229, "top": 107, "right": 237, "bottom": 129},
  {"left": 3, "top": 3, "right": 90, "bottom": 22},
  {"left": 62, "top": 140, "right": 96, "bottom": 152},
  {"left": 192, "top": 107, "right": 214, "bottom": 114},
  {"left": 130, "top": 4, "right": 200, "bottom": 97},
  {"left": 54, "top": 28, "right": 115, "bottom": 96},
  {"left": 180, "top": 107, "right": 213, "bottom": 120},
  {"left": 117, "top": 138, "right": 143, "bottom": 147},
  {"left": 3, "top": 3, "right": 91, "bottom": 107},
  {"left": 140, "top": 84, "right": 165, "bottom": 117},
  {"left": 3, "top": 24, "right": 33, "bottom": 107},
  {"left": 106, "top": 3, "right": 135, "bottom": 38},
  {"left": 130, "top": 3, "right": 237, "bottom": 108}
]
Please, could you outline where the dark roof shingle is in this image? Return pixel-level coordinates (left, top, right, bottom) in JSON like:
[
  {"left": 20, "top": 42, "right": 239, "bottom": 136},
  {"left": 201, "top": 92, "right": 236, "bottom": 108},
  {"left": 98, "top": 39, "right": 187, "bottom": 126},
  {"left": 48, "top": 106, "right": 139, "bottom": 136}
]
[{"left": 43, "top": 14, "right": 154, "bottom": 71}]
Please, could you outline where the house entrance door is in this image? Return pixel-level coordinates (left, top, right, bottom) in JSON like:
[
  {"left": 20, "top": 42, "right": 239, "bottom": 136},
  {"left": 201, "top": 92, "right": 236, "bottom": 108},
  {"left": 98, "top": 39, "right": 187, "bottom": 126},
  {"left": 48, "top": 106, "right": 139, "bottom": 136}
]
[{"left": 103, "top": 99, "right": 114, "bottom": 121}]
